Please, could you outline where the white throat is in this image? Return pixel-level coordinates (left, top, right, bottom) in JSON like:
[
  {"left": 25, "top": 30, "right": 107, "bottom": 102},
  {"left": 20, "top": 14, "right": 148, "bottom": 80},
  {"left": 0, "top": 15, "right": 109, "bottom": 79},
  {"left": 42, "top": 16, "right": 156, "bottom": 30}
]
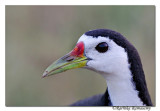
[{"left": 101, "top": 70, "right": 145, "bottom": 106}]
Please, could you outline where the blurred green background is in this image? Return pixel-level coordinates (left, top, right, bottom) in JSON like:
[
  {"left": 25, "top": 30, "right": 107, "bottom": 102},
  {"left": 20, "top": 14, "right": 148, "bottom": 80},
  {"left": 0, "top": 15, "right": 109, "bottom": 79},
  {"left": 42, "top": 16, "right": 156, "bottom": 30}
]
[{"left": 6, "top": 6, "right": 155, "bottom": 106}]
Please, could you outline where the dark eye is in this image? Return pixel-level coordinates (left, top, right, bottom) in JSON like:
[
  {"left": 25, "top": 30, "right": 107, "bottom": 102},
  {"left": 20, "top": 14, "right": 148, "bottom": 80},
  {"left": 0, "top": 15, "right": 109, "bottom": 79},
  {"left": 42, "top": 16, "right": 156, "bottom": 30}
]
[{"left": 95, "top": 42, "right": 108, "bottom": 53}]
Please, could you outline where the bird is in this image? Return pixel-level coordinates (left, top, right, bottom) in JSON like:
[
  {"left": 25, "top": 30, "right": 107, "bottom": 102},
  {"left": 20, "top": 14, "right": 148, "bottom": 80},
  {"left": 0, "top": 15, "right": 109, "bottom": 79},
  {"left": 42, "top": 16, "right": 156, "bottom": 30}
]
[{"left": 43, "top": 29, "right": 152, "bottom": 106}]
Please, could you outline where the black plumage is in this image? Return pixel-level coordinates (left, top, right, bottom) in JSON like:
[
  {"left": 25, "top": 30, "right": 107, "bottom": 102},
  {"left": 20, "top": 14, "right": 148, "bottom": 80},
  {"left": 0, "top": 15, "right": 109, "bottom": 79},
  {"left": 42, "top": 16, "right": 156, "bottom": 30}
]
[{"left": 71, "top": 89, "right": 112, "bottom": 106}]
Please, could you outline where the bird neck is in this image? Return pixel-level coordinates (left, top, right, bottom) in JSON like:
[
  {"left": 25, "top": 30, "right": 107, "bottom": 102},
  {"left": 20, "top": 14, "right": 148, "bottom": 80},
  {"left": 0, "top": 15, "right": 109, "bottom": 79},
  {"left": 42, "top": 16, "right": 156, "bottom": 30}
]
[{"left": 102, "top": 70, "right": 145, "bottom": 106}]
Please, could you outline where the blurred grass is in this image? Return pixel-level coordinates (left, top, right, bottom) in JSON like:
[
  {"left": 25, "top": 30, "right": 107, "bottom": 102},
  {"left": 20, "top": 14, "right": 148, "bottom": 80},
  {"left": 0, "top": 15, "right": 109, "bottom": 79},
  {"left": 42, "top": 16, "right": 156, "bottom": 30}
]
[{"left": 5, "top": 6, "right": 155, "bottom": 106}]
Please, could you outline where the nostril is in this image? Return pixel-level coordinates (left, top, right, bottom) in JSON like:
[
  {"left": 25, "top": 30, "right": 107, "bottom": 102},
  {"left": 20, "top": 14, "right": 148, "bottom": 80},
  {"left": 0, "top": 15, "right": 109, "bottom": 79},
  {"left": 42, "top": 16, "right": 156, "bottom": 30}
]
[
  {"left": 66, "top": 56, "right": 75, "bottom": 62},
  {"left": 67, "top": 58, "right": 74, "bottom": 62}
]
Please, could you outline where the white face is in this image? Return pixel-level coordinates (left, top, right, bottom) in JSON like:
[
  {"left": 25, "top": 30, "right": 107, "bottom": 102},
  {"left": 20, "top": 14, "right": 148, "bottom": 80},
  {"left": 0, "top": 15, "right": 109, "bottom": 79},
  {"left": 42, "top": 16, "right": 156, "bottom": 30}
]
[
  {"left": 77, "top": 34, "right": 145, "bottom": 106},
  {"left": 78, "top": 34, "right": 130, "bottom": 77}
]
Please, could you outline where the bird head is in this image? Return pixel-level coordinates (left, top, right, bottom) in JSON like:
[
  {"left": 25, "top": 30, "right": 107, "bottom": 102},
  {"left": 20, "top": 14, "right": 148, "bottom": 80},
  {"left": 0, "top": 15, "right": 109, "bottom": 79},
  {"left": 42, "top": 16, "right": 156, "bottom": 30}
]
[
  {"left": 43, "top": 29, "right": 130, "bottom": 78},
  {"left": 42, "top": 29, "right": 153, "bottom": 106}
]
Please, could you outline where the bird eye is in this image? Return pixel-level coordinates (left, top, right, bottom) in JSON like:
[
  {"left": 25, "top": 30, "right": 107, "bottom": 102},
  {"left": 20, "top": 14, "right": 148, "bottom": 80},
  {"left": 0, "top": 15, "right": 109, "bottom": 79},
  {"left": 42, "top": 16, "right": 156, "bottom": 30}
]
[{"left": 95, "top": 42, "right": 108, "bottom": 53}]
